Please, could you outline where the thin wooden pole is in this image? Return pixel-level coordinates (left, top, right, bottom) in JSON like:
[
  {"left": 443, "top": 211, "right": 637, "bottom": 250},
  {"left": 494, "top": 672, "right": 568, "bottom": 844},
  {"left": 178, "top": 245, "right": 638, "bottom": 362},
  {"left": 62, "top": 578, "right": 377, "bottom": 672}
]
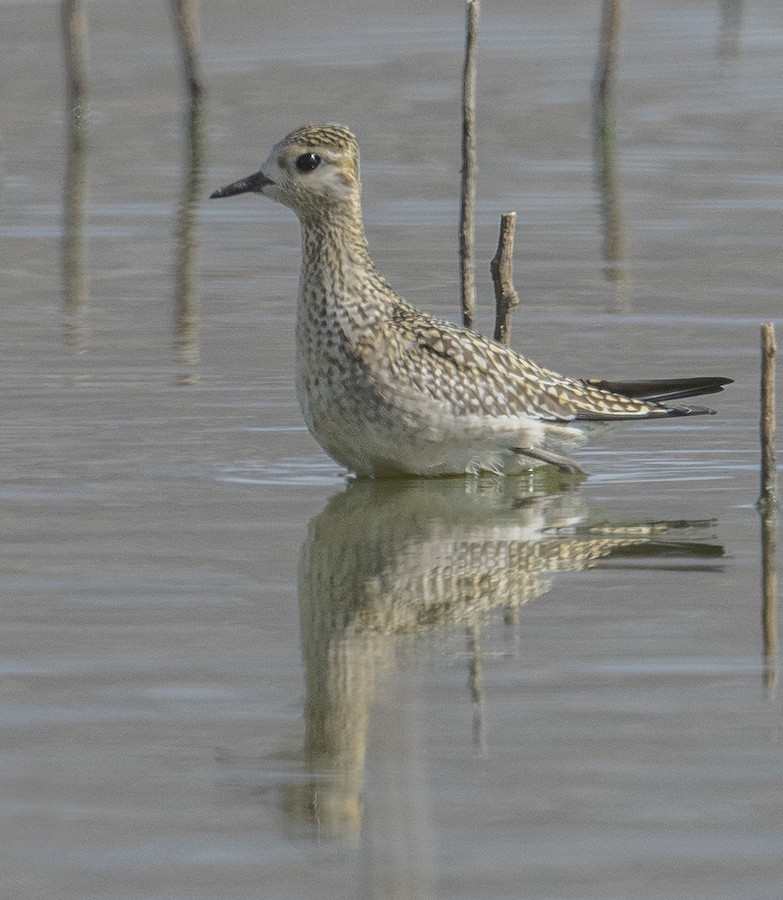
[{"left": 459, "top": 0, "right": 479, "bottom": 329}]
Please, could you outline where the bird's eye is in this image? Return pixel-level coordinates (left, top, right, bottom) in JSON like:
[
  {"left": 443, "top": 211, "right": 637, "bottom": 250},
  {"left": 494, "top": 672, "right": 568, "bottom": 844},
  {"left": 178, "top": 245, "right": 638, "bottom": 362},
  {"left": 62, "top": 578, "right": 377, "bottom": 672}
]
[{"left": 295, "top": 152, "right": 322, "bottom": 173}]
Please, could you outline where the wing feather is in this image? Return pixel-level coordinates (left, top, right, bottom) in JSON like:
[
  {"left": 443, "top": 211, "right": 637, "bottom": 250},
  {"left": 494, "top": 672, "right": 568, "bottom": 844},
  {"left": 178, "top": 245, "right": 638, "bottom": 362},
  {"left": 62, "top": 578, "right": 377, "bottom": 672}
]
[{"left": 353, "top": 304, "right": 707, "bottom": 423}]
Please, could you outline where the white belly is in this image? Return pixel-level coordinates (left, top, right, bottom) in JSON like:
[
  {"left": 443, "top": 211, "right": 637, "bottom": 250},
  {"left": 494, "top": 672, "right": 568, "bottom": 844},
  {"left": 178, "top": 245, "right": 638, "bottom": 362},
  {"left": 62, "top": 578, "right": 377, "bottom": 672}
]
[{"left": 296, "top": 363, "right": 583, "bottom": 476}]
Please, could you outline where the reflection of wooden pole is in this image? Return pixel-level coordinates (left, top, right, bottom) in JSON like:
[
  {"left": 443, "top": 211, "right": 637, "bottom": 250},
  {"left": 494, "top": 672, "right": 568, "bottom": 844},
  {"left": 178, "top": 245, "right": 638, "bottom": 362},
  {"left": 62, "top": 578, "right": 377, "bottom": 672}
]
[
  {"left": 761, "top": 504, "right": 778, "bottom": 698},
  {"left": 170, "top": 0, "right": 206, "bottom": 379},
  {"left": 367, "top": 676, "right": 435, "bottom": 895},
  {"left": 759, "top": 323, "right": 777, "bottom": 509},
  {"left": 491, "top": 212, "right": 520, "bottom": 346},
  {"left": 173, "top": 96, "right": 206, "bottom": 376},
  {"left": 595, "top": 0, "right": 622, "bottom": 109},
  {"left": 62, "top": 0, "right": 88, "bottom": 105},
  {"left": 61, "top": 0, "right": 89, "bottom": 325},
  {"left": 593, "top": 0, "right": 629, "bottom": 310},
  {"left": 170, "top": 0, "right": 205, "bottom": 98},
  {"left": 467, "top": 623, "right": 487, "bottom": 755},
  {"left": 459, "top": 0, "right": 479, "bottom": 329},
  {"left": 758, "top": 323, "right": 778, "bottom": 696},
  {"left": 718, "top": 0, "right": 744, "bottom": 59}
]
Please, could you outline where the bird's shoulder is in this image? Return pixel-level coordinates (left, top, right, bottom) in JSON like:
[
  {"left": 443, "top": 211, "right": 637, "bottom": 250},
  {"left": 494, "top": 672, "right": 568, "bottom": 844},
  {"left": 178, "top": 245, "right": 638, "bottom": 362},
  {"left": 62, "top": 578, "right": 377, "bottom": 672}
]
[{"left": 380, "top": 302, "right": 511, "bottom": 374}]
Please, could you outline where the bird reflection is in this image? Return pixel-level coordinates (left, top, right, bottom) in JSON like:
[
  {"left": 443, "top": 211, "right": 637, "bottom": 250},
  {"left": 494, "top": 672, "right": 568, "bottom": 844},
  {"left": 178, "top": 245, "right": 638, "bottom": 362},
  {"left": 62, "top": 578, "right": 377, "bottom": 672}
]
[{"left": 282, "top": 477, "right": 723, "bottom": 840}]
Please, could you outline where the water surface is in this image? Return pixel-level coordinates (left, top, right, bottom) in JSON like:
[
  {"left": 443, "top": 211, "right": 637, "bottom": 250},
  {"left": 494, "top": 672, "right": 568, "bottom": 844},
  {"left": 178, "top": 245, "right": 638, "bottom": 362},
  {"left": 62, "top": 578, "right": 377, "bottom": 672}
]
[{"left": 2, "top": 1, "right": 781, "bottom": 898}]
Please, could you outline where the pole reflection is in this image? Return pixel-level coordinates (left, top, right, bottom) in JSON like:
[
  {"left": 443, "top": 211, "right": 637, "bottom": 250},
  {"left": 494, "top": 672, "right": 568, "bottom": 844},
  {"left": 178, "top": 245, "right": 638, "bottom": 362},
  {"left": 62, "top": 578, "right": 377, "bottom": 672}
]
[
  {"left": 170, "top": 0, "right": 207, "bottom": 384},
  {"left": 173, "top": 91, "right": 206, "bottom": 382},
  {"left": 61, "top": 0, "right": 89, "bottom": 348},
  {"left": 718, "top": 0, "right": 744, "bottom": 59},
  {"left": 593, "top": 0, "right": 630, "bottom": 312}
]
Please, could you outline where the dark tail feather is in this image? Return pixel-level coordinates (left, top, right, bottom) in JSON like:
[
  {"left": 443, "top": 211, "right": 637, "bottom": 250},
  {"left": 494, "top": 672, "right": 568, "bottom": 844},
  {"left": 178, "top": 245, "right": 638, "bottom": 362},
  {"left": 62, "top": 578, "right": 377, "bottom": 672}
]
[
  {"left": 583, "top": 376, "right": 733, "bottom": 404},
  {"left": 576, "top": 403, "right": 717, "bottom": 421}
]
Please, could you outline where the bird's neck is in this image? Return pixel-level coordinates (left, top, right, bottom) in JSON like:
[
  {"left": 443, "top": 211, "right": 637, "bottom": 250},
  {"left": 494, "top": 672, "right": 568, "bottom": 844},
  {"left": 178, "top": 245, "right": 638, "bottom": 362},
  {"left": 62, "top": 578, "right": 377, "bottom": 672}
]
[
  {"left": 300, "top": 197, "right": 388, "bottom": 300},
  {"left": 298, "top": 198, "right": 397, "bottom": 326},
  {"left": 300, "top": 198, "right": 374, "bottom": 277}
]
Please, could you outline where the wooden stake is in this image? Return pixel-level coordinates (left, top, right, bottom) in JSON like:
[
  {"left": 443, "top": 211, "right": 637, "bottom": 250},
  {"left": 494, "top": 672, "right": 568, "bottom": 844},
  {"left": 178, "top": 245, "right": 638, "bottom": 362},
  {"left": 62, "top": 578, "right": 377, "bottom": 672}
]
[{"left": 490, "top": 213, "right": 520, "bottom": 346}]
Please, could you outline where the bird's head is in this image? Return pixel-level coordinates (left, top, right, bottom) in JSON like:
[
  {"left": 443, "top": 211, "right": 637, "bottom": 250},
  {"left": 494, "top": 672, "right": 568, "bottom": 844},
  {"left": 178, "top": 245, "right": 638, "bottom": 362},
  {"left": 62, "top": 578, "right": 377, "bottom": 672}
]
[{"left": 210, "top": 124, "right": 361, "bottom": 219}]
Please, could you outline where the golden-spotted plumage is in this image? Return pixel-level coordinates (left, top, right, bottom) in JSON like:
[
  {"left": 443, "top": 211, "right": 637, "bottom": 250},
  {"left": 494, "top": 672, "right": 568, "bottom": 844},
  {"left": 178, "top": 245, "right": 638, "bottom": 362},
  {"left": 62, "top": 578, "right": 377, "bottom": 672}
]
[{"left": 211, "top": 125, "right": 731, "bottom": 476}]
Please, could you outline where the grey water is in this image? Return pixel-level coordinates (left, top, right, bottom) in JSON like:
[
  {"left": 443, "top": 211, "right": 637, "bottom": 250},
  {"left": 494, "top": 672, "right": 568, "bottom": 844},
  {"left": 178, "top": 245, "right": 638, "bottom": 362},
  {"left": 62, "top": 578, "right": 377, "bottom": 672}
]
[{"left": 2, "top": 0, "right": 781, "bottom": 898}]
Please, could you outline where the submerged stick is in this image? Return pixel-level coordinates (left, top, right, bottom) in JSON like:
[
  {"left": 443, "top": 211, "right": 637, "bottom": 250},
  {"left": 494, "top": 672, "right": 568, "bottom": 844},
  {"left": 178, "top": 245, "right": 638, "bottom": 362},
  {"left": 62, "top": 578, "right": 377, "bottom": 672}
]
[
  {"left": 490, "top": 212, "right": 520, "bottom": 346},
  {"left": 459, "top": 0, "right": 479, "bottom": 329},
  {"left": 759, "top": 323, "right": 777, "bottom": 509}
]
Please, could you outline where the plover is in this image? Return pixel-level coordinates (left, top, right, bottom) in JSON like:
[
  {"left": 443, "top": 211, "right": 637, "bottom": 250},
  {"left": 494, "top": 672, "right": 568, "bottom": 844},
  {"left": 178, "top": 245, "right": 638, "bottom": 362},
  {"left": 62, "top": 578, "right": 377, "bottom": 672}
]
[{"left": 211, "top": 124, "right": 730, "bottom": 477}]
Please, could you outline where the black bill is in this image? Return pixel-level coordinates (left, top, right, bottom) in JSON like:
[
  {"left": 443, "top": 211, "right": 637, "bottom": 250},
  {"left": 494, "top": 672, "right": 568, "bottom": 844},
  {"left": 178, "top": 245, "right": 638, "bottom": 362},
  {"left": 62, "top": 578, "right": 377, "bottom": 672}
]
[{"left": 210, "top": 169, "right": 273, "bottom": 199}]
